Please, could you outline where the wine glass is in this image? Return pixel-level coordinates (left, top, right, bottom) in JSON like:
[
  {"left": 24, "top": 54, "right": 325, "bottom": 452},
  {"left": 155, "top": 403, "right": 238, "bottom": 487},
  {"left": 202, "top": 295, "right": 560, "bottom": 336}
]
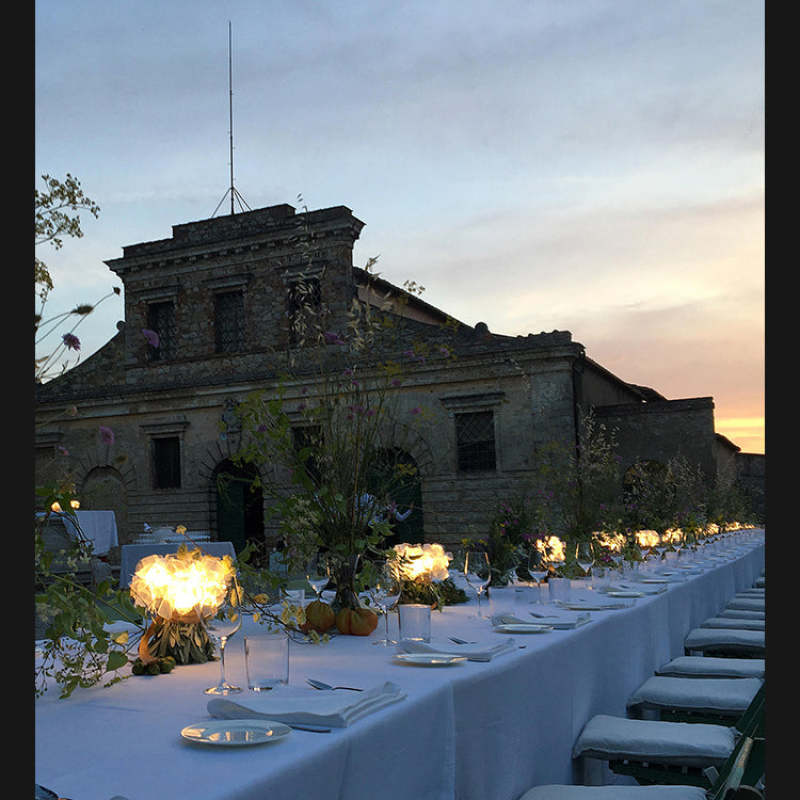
[
  {"left": 205, "top": 576, "right": 243, "bottom": 695},
  {"left": 367, "top": 561, "right": 403, "bottom": 646},
  {"left": 463, "top": 550, "right": 491, "bottom": 618},
  {"left": 305, "top": 552, "right": 331, "bottom": 600},
  {"left": 527, "top": 546, "right": 549, "bottom": 604},
  {"left": 575, "top": 540, "right": 595, "bottom": 590}
]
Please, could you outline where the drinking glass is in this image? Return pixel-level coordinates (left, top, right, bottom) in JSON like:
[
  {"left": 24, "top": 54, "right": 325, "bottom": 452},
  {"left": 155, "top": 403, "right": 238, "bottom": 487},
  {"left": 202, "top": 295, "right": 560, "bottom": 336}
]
[
  {"left": 575, "top": 540, "right": 595, "bottom": 589},
  {"left": 463, "top": 550, "right": 491, "bottom": 617},
  {"left": 205, "top": 577, "right": 243, "bottom": 695},
  {"left": 305, "top": 553, "right": 331, "bottom": 600},
  {"left": 527, "top": 547, "right": 549, "bottom": 604},
  {"left": 367, "top": 561, "right": 402, "bottom": 646}
]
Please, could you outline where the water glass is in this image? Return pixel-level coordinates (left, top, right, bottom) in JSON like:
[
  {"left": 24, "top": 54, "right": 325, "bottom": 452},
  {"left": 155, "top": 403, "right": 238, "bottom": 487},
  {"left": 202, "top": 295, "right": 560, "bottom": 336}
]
[
  {"left": 548, "top": 577, "right": 571, "bottom": 603},
  {"left": 244, "top": 632, "right": 289, "bottom": 692},
  {"left": 398, "top": 603, "right": 431, "bottom": 642}
]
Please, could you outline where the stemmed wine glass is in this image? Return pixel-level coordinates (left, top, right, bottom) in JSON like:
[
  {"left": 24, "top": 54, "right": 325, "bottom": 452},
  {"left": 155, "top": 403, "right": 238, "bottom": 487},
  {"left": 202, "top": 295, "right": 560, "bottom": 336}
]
[
  {"left": 205, "top": 576, "right": 243, "bottom": 695},
  {"left": 575, "top": 539, "right": 595, "bottom": 590},
  {"left": 367, "top": 560, "right": 403, "bottom": 646},
  {"left": 527, "top": 546, "right": 549, "bottom": 604},
  {"left": 463, "top": 550, "right": 491, "bottom": 618},
  {"left": 305, "top": 552, "right": 331, "bottom": 600}
]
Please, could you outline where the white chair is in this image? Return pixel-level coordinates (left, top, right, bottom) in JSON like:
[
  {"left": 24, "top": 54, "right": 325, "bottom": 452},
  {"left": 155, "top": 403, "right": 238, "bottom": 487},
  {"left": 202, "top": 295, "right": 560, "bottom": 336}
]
[
  {"left": 626, "top": 676, "right": 762, "bottom": 724},
  {"left": 655, "top": 656, "right": 764, "bottom": 680}
]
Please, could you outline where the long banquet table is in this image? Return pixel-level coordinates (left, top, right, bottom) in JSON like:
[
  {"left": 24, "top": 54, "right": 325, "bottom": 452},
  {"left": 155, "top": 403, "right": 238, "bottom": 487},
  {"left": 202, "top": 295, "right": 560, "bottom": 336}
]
[{"left": 35, "top": 531, "right": 765, "bottom": 800}]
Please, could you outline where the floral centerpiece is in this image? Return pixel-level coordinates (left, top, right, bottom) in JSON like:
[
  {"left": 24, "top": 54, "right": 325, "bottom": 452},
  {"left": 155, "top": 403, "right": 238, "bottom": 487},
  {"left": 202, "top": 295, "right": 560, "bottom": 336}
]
[
  {"left": 391, "top": 542, "right": 467, "bottom": 609},
  {"left": 228, "top": 262, "right": 458, "bottom": 626},
  {"left": 129, "top": 545, "right": 237, "bottom": 665}
]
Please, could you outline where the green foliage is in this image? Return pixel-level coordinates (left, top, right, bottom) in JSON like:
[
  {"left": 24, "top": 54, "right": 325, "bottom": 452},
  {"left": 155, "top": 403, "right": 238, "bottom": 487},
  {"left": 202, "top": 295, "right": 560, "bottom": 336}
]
[
  {"left": 528, "top": 409, "right": 623, "bottom": 542},
  {"left": 226, "top": 259, "right": 454, "bottom": 610}
]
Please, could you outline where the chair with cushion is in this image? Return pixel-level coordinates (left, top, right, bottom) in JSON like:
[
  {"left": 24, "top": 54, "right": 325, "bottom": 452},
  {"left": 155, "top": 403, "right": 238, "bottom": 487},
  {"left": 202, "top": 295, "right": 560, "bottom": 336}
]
[
  {"left": 570, "top": 684, "right": 764, "bottom": 791},
  {"left": 626, "top": 676, "right": 762, "bottom": 725},
  {"left": 655, "top": 657, "right": 764, "bottom": 681},
  {"left": 518, "top": 766, "right": 764, "bottom": 800},
  {"left": 684, "top": 628, "right": 765, "bottom": 659}
]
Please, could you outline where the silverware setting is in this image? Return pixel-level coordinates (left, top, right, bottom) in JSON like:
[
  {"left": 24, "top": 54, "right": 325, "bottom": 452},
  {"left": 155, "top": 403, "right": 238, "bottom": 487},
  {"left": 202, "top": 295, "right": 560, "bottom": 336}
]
[{"left": 306, "top": 678, "right": 363, "bottom": 692}]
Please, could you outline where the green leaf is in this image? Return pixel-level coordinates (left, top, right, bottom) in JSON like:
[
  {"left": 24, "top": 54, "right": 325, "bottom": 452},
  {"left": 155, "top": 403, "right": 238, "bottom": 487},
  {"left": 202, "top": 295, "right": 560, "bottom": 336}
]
[{"left": 105, "top": 651, "right": 128, "bottom": 672}]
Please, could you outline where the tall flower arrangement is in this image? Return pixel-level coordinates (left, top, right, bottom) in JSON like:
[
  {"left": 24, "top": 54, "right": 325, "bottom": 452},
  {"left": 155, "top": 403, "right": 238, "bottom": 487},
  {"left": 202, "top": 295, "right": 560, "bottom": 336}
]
[{"left": 229, "top": 259, "right": 457, "bottom": 612}]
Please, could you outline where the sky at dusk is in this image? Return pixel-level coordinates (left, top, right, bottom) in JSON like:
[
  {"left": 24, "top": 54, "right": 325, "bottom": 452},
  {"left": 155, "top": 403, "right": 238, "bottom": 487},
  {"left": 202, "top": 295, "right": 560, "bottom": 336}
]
[{"left": 35, "top": 0, "right": 764, "bottom": 454}]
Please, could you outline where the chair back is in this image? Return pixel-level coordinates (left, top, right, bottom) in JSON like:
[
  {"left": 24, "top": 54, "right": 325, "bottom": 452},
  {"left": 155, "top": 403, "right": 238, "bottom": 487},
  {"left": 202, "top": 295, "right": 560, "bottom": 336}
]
[{"left": 705, "top": 683, "right": 765, "bottom": 799}]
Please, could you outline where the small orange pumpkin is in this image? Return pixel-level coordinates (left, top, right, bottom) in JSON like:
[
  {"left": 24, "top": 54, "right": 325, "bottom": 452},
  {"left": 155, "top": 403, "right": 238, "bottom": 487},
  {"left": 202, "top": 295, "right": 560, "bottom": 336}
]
[
  {"left": 335, "top": 607, "right": 379, "bottom": 636},
  {"left": 300, "top": 600, "right": 336, "bottom": 634}
]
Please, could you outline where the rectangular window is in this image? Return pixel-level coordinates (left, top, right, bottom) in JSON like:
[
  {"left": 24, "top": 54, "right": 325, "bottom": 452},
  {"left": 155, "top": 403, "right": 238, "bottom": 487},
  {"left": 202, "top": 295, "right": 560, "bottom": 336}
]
[
  {"left": 215, "top": 291, "right": 244, "bottom": 353},
  {"left": 152, "top": 436, "right": 181, "bottom": 489},
  {"left": 287, "top": 278, "right": 321, "bottom": 345},
  {"left": 455, "top": 411, "right": 496, "bottom": 472},
  {"left": 147, "top": 301, "right": 176, "bottom": 362}
]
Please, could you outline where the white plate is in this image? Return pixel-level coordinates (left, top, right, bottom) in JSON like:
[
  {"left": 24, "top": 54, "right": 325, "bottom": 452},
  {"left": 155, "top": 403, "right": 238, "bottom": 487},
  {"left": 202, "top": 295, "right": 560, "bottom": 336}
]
[
  {"left": 493, "top": 623, "right": 554, "bottom": 634},
  {"left": 559, "top": 601, "right": 627, "bottom": 611},
  {"left": 639, "top": 578, "right": 669, "bottom": 584},
  {"left": 181, "top": 719, "right": 291, "bottom": 747},
  {"left": 394, "top": 653, "right": 468, "bottom": 666},
  {"left": 605, "top": 590, "right": 644, "bottom": 598}
]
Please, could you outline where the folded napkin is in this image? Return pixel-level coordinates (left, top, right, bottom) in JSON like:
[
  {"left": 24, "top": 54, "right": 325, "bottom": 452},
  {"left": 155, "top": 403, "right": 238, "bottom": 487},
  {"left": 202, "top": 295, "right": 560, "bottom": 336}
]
[
  {"left": 207, "top": 681, "right": 405, "bottom": 728},
  {"left": 396, "top": 637, "right": 516, "bottom": 662},
  {"left": 607, "top": 581, "right": 668, "bottom": 595},
  {"left": 493, "top": 610, "right": 591, "bottom": 630},
  {"left": 553, "top": 595, "right": 633, "bottom": 611}
]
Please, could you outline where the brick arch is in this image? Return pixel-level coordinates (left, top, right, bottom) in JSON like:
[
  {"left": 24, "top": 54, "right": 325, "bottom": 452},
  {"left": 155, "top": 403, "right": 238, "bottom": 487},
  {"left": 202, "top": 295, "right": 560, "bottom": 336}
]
[{"left": 78, "top": 464, "right": 134, "bottom": 547}]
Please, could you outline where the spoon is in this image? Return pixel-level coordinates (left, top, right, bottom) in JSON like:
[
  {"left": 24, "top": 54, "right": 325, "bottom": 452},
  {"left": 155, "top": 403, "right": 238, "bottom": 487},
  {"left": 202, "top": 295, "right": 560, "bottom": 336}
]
[{"left": 306, "top": 678, "right": 363, "bottom": 692}]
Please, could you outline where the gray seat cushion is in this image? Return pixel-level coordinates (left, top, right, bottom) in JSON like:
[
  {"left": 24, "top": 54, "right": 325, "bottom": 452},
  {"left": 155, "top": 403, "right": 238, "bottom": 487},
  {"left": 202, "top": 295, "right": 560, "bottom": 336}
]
[
  {"left": 700, "top": 617, "right": 764, "bottom": 631},
  {"left": 684, "top": 627, "right": 765, "bottom": 653},
  {"left": 656, "top": 656, "right": 765, "bottom": 679},
  {"left": 726, "top": 598, "right": 765, "bottom": 612},
  {"left": 719, "top": 608, "right": 764, "bottom": 620},
  {"left": 627, "top": 676, "right": 762, "bottom": 715},
  {"left": 519, "top": 786, "right": 708, "bottom": 800},
  {"left": 573, "top": 714, "right": 735, "bottom": 766}
]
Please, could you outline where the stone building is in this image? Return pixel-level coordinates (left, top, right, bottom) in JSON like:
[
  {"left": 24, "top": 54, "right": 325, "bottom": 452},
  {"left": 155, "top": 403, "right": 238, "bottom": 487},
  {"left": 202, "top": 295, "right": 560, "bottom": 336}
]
[{"left": 34, "top": 202, "right": 751, "bottom": 558}]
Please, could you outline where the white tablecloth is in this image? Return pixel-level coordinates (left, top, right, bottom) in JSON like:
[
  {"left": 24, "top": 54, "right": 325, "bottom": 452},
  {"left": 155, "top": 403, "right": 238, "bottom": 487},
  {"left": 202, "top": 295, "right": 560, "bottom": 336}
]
[
  {"left": 35, "top": 531, "right": 765, "bottom": 800},
  {"left": 119, "top": 542, "right": 237, "bottom": 587},
  {"left": 38, "top": 510, "right": 119, "bottom": 556}
]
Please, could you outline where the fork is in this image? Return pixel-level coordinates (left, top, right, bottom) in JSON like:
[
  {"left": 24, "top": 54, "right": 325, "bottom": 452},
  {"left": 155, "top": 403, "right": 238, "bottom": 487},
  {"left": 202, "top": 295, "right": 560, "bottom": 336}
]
[{"left": 306, "top": 678, "right": 363, "bottom": 692}]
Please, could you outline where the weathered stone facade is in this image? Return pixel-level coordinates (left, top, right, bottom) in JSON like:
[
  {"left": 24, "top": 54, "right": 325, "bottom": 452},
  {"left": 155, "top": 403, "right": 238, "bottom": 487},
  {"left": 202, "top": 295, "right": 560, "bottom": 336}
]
[{"left": 34, "top": 202, "right": 756, "bottom": 559}]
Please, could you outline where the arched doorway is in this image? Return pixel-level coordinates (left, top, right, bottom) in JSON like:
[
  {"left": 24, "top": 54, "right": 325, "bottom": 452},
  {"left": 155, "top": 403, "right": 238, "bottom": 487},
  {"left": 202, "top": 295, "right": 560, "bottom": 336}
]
[
  {"left": 366, "top": 447, "right": 424, "bottom": 547},
  {"left": 80, "top": 465, "right": 129, "bottom": 546},
  {"left": 212, "top": 459, "right": 263, "bottom": 555}
]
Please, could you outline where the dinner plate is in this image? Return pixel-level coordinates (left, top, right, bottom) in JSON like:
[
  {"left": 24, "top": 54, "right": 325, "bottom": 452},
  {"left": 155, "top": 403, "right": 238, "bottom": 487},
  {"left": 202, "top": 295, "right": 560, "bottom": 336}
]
[
  {"left": 493, "top": 623, "right": 554, "bottom": 634},
  {"left": 181, "top": 719, "right": 291, "bottom": 747},
  {"left": 605, "top": 590, "right": 644, "bottom": 598},
  {"left": 639, "top": 578, "right": 669, "bottom": 584},
  {"left": 394, "top": 653, "right": 468, "bottom": 666}
]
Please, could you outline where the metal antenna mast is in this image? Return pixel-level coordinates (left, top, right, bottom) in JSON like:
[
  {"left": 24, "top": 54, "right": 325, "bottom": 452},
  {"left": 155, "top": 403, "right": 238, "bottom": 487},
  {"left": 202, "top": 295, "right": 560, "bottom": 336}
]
[
  {"left": 228, "top": 20, "right": 234, "bottom": 215},
  {"left": 212, "top": 21, "right": 251, "bottom": 217}
]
